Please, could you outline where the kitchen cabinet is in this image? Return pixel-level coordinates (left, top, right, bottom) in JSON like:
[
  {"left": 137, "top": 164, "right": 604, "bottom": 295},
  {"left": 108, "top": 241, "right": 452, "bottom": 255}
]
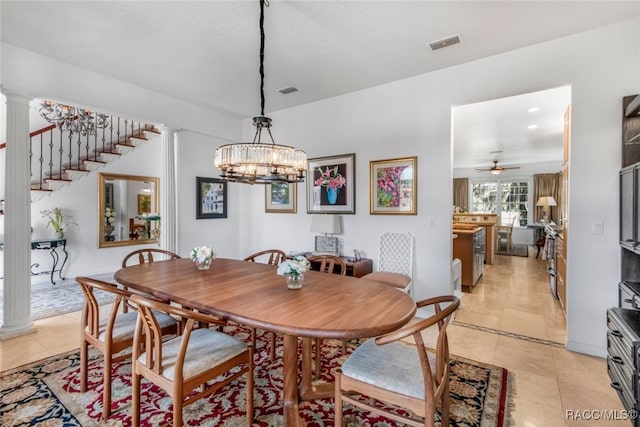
[
  {"left": 620, "top": 163, "right": 640, "bottom": 252},
  {"left": 452, "top": 226, "right": 485, "bottom": 291},
  {"left": 453, "top": 213, "right": 496, "bottom": 264},
  {"left": 607, "top": 307, "right": 640, "bottom": 425},
  {"left": 556, "top": 232, "right": 566, "bottom": 312},
  {"left": 623, "top": 94, "right": 640, "bottom": 168}
]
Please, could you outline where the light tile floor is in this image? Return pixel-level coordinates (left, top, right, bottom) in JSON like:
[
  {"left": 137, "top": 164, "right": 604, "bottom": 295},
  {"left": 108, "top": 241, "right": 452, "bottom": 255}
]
[{"left": 0, "top": 249, "right": 630, "bottom": 426}]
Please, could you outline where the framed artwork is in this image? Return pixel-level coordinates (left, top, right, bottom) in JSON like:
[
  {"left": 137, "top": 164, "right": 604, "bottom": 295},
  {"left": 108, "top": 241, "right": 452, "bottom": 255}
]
[
  {"left": 370, "top": 156, "right": 417, "bottom": 215},
  {"left": 307, "top": 153, "right": 356, "bottom": 214},
  {"left": 196, "top": 177, "right": 227, "bottom": 219},
  {"left": 265, "top": 182, "right": 297, "bottom": 213},
  {"left": 137, "top": 194, "right": 151, "bottom": 214}
]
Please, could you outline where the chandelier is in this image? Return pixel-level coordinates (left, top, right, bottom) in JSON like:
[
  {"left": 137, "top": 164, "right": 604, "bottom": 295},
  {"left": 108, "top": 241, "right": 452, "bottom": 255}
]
[
  {"left": 39, "top": 101, "right": 109, "bottom": 136},
  {"left": 214, "top": 0, "right": 306, "bottom": 184}
]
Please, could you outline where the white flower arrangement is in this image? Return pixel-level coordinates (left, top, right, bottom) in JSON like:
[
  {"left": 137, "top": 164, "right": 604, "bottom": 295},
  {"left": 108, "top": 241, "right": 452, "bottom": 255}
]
[
  {"left": 104, "top": 207, "right": 116, "bottom": 225},
  {"left": 191, "top": 245, "right": 215, "bottom": 263},
  {"left": 277, "top": 256, "right": 311, "bottom": 279}
]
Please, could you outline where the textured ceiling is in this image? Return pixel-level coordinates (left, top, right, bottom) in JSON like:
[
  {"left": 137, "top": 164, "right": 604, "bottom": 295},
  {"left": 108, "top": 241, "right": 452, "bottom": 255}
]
[{"left": 2, "top": 1, "right": 638, "bottom": 168}]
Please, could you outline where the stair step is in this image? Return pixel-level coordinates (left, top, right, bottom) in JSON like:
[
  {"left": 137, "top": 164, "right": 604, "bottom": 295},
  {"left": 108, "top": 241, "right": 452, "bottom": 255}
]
[
  {"left": 43, "top": 178, "right": 72, "bottom": 191},
  {"left": 114, "top": 143, "right": 135, "bottom": 154},
  {"left": 99, "top": 152, "right": 122, "bottom": 162},
  {"left": 64, "top": 168, "right": 90, "bottom": 181},
  {"left": 83, "top": 159, "right": 107, "bottom": 171}
]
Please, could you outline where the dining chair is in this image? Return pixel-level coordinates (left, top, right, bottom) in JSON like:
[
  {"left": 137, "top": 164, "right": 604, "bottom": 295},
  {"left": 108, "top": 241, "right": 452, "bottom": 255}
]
[
  {"left": 129, "top": 293, "right": 254, "bottom": 427},
  {"left": 361, "top": 232, "right": 414, "bottom": 295},
  {"left": 121, "top": 249, "right": 181, "bottom": 313},
  {"left": 76, "top": 276, "right": 179, "bottom": 420},
  {"left": 496, "top": 215, "right": 518, "bottom": 251},
  {"left": 335, "top": 295, "right": 460, "bottom": 427},
  {"left": 307, "top": 254, "right": 348, "bottom": 380},
  {"left": 243, "top": 249, "right": 287, "bottom": 360},
  {"left": 243, "top": 248, "right": 287, "bottom": 266}
]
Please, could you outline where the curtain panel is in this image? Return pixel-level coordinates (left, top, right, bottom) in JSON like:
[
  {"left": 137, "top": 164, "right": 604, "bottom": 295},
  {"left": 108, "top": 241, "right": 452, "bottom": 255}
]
[
  {"left": 533, "top": 173, "right": 561, "bottom": 223},
  {"left": 453, "top": 178, "right": 469, "bottom": 212}
]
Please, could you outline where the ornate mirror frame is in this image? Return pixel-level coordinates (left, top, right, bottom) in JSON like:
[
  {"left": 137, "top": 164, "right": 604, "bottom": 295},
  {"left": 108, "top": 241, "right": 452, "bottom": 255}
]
[{"left": 98, "top": 173, "right": 160, "bottom": 248}]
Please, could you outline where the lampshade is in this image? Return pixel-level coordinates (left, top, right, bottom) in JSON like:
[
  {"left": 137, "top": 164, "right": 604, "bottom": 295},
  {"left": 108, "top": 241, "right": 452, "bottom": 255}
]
[
  {"left": 310, "top": 215, "right": 342, "bottom": 235},
  {"left": 536, "top": 196, "right": 557, "bottom": 207}
]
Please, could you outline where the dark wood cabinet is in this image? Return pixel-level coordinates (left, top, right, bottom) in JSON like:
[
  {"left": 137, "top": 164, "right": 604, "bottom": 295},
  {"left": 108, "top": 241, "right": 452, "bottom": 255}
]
[
  {"left": 607, "top": 307, "right": 640, "bottom": 424},
  {"left": 623, "top": 94, "right": 640, "bottom": 168}
]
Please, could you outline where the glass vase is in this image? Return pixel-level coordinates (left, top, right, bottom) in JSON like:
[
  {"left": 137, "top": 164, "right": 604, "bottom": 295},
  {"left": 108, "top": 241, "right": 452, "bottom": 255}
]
[
  {"left": 196, "top": 257, "right": 212, "bottom": 270},
  {"left": 286, "top": 274, "right": 304, "bottom": 290}
]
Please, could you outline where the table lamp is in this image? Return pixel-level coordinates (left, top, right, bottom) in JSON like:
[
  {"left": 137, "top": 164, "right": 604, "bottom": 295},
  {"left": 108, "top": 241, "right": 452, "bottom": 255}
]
[
  {"left": 536, "top": 196, "right": 557, "bottom": 223},
  {"left": 310, "top": 214, "right": 342, "bottom": 255}
]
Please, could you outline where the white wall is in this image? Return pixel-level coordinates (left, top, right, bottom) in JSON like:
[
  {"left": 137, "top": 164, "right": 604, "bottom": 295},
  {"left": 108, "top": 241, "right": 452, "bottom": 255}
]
[{"left": 239, "top": 18, "right": 640, "bottom": 357}]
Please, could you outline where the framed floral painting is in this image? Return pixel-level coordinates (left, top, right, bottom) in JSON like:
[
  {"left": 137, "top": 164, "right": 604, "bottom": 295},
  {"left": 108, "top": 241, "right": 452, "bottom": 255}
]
[
  {"left": 265, "top": 182, "right": 297, "bottom": 213},
  {"left": 370, "top": 156, "right": 417, "bottom": 215},
  {"left": 307, "top": 153, "right": 356, "bottom": 214}
]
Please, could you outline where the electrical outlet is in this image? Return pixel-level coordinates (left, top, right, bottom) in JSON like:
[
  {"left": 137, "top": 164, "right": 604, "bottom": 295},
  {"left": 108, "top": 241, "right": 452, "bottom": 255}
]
[{"left": 592, "top": 221, "right": 603, "bottom": 235}]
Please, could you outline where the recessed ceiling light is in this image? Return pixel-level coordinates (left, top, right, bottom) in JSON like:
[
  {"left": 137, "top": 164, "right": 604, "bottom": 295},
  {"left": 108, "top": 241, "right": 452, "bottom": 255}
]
[
  {"left": 527, "top": 124, "right": 538, "bottom": 130},
  {"left": 527, "top": 107, "right": 540, "bottom": 113}
]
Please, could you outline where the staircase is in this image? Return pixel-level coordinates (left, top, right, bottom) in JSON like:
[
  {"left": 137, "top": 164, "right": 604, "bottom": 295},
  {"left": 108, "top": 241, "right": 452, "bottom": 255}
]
[{"left": 26, "top": 112, "right": 159, "bottom": 202}]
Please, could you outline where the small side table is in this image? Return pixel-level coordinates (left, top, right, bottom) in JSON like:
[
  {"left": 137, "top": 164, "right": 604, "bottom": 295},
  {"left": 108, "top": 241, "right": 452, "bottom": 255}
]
[{"left": 0, "top": 239, "right": 69, "bottom": 285}]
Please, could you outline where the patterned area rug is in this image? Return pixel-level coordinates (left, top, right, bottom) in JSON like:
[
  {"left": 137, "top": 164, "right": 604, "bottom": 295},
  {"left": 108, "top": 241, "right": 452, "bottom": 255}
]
[
  {"left": 497, "top": 244, "right": 529, "bottom": 257},
  {"left": 0, "top": 273, "right": 115, "bottom": 321},
  {"left": 0, "top": 324, "right": 515, "bottom": 426}
]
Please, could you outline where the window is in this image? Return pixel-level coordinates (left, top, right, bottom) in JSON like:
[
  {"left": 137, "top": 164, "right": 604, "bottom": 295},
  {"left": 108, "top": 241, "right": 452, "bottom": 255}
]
[{"left": 472, "top": 180, "right": 529, "bottom": 225}]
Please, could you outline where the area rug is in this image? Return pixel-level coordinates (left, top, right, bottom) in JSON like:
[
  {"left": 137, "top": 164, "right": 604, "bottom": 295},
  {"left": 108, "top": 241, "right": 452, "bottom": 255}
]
[
  {"left": 497, "top": 244, "right": 529, "bottom": 257},
  {"left": 0, "top": 324, "right": 515, "bottom": 427},
  {"left": 0, "top": 273, "right": 115, "bottom": 321}
]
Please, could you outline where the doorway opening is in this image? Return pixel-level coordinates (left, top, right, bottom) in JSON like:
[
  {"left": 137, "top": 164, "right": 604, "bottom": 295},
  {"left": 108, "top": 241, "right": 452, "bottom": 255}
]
[{"left": 452, "top": 85, "right": 571, "bottom": 345}]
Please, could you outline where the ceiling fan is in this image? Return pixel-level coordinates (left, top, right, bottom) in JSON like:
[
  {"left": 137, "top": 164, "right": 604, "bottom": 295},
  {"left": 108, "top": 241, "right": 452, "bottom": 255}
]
[{"left": 475, "top": 160, "right": 520, "bottom": 175}]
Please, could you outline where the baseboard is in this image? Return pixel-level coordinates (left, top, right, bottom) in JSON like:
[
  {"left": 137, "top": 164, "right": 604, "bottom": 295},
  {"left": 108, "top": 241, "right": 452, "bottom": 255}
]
[{"left": 566, "top": 340, "right": 607, "bottom": 358}]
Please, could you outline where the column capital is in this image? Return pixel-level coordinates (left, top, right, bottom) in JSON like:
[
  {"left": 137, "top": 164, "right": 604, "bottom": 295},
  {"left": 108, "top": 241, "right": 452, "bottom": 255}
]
[
  {"left": 1, "top": 88, "right": 33, "bottom": 105},
  {"left": 157, "top": 125, "right": 177, "bottom": 135}
]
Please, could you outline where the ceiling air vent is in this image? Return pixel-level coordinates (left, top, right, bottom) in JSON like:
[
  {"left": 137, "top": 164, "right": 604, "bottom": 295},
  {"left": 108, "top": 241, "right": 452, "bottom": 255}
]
[
  {"left": 278, "top": 86, "right": 298, "bottom": 95},
  {"left": 429, "top": 34, "right": 462, "bottom": 51}
]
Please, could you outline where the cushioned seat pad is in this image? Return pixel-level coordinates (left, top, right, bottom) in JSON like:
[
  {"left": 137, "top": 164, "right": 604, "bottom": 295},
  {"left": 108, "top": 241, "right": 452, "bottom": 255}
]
[
  {"left": 361, "top": 272, "right": 411, "bottom": 289},
  {"left": 341, "top": 338, "right": 436, "bottom": 400},
  {"left": 138, "top": 328, "right": 248, "bottom": 381}
]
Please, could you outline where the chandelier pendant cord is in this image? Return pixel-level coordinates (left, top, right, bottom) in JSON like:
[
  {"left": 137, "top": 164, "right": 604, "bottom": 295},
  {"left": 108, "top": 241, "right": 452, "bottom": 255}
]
[{"left": 259, "top": 0, "right": 266, "bottom": 117}]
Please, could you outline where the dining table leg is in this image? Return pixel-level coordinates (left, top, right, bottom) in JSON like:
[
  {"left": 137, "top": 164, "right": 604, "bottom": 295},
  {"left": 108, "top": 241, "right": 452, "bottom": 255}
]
[
  {"left": 282, "top": 334, "right": 304, "bottom": 426},
  {"left": 299, "top": 337, "right": 333, "bottom": 401}
]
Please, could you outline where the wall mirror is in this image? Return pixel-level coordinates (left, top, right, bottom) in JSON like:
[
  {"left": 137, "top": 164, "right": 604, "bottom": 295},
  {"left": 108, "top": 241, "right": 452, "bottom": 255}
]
[{"left": 98, "top": 173, "right": 160, "bottom": 248}]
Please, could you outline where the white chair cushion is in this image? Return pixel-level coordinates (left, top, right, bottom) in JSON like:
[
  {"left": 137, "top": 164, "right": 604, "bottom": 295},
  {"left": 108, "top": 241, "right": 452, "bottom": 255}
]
[
  {"left": 138, "top": 329, "right": 248, "bottom": 381},
  {"left": 341, "top": 338, "right": 436, "bottom": 400},
  {"left": 96, "top": 310, "right": 176, "bottom": 342}
]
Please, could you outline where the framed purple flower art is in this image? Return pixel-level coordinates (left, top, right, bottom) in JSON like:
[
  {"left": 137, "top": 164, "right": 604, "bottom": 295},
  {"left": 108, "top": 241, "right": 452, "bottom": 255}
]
[
  {"left": 307, "top": 153, "right": 356, "bottom": 214},
  {"left": 370, "top": 156, "right": 417, "bottom": 215}
]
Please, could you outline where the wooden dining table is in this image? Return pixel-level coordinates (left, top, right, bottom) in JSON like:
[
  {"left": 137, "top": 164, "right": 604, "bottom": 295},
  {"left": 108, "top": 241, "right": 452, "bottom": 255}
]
[{"left": 114, "top": 257, "right": 416, "bottom": 426}]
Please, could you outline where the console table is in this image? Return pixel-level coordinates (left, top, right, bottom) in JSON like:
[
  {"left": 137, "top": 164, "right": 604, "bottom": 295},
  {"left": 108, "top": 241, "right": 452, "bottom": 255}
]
[
  {"left": 0, "top": 238, "right": 69, "bottom": 285},
  {"left": 305, "top": 254, "right": 373, "bottom": 278}
]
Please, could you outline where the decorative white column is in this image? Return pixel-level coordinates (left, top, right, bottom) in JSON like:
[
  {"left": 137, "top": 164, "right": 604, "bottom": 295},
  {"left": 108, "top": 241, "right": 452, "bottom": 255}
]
[
  {"left": 159, "top": 126, "right": 177, "bottom": 254},
  {"left": 0, "top": 91, "right": 35, "bottom": 339}
]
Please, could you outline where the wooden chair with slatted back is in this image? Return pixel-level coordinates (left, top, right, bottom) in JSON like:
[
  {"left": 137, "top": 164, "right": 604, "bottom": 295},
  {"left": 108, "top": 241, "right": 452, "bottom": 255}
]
[
  {"left": 307, "top": 254, "right": 348, "bottom": 379},
  {"left": 243, "top": 248, "right": 287, "bottom": 266},
  {"left": 130, "top": 294, "right": 254, "bottom": 427},
  {"left": 243, "top": 249, "right": 287, "bottom": 360},
  {"left": 335, "top": 295, "right": 460, "bottom": 427},
  {"left": 121, "top": 249, "right": 181, "bottom": 312},
  {"left": 76, "top": 276, "right": 179, "bottom": 420}
]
